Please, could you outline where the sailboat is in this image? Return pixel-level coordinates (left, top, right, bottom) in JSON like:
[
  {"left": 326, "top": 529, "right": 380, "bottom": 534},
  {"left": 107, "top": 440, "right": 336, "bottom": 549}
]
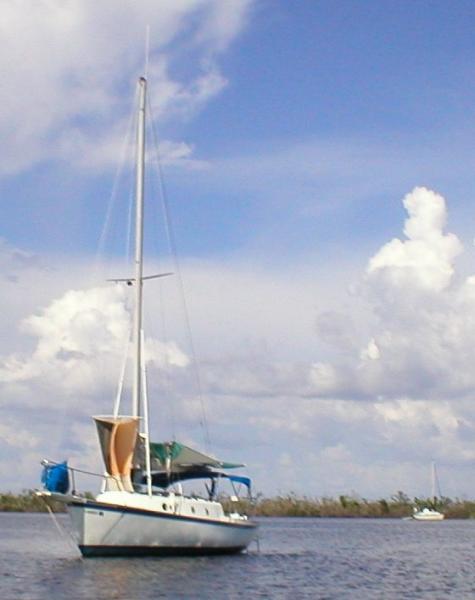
[
  {"left": 412, "top": 462, "right": 445, "bottom": 521},
  {"left": 38, "top": 76, "right": 258, "bottom": 556}
]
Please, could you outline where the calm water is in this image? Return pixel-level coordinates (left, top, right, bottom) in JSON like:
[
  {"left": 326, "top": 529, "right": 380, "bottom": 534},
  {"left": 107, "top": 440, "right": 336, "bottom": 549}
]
[{"left": 1, "top": 513, "right": 475, "bottom": 599}]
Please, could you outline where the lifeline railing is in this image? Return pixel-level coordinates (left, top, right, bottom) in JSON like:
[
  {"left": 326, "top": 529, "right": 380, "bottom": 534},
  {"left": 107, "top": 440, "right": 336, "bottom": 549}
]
[
  {"left": 41, "top": 459, "right": 105, "bottom": 496},
  {"left": 41, "top": 458, "right": 258, "bottom": 507}
]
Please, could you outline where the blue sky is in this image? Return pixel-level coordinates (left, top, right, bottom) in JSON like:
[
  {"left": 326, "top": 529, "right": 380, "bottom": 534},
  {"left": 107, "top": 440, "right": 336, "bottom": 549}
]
[
  {"left": 2, "top": 1, "right": 475, "bottom": 499},
  {"left": 4, "top": 0, "right": 475, "bottom": 259}
]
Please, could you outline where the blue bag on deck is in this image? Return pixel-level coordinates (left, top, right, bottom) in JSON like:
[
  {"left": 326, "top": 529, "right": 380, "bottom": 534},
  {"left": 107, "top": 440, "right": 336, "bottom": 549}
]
[{"left": 41, "top": 461, "right": 70, "bottom": 494}]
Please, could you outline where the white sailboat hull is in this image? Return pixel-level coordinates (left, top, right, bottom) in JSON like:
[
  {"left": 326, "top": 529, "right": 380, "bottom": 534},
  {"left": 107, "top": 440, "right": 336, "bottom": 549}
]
[
  {"left": 39, "top": 77, "right": 259, "bottom": 559},
  {"left": 68, "top": 496, "right": 257, "bottom": 556},
  {"left": 412, "top": 509, "right": 445, "bottom": 521}
]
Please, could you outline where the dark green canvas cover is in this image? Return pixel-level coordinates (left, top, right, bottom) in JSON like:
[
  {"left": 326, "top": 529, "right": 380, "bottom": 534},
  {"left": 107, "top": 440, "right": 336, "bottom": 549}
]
[{"left": 148, "top": 441, "right": 244, "bottom": 471}]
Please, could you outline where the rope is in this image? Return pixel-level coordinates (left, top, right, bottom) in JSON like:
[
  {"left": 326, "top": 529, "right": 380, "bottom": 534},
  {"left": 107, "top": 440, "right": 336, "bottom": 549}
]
[
  {"left": 147, "top": 93, "right": 211, "bottom": 452},
  {"left": 42, "top": 499, "right": 83, "bottom": 558}
]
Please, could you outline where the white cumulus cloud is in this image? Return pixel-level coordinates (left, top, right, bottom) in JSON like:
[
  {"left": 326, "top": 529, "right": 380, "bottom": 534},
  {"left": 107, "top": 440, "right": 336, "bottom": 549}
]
[
  {"left": 0, "top": 0, "right": 252, "bottom": 175},
  {"left": 367, "top": 186, "right": 463, "bottom": 292},
  {"left": 3, "top": 185, "right": 475, "bottom": 497},
  {"left": 0, "top": 284, "right": 189, "bottom": 400}
]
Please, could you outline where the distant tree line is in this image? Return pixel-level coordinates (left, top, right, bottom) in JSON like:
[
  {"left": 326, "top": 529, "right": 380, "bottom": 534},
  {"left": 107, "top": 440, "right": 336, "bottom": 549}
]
[
  {"left": 0, "top": 491, "right": 64, "bottom": 512},
  {"left": 222, "top": 491, "right": 475, "bottom": 519},
  {"left": 3, "top": 489, "right": 475, "bottom": 518}
]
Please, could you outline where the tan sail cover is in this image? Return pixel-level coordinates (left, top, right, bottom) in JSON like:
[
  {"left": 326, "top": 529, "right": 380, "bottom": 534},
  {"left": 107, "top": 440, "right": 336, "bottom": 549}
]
[{"left": 94, "top": 416, "right": 139, "bottom": 492}]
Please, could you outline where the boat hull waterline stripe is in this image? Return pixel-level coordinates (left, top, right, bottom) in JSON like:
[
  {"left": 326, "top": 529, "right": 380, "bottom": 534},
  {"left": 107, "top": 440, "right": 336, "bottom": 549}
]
[{"left": 79, "top": 545, "right": 246, "bottom": 557}]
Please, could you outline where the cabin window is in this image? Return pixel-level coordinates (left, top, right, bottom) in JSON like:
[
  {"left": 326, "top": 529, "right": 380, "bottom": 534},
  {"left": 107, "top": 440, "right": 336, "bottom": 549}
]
[
  {"left": 191, "top": 507, "right": 195, "bottom": 514},
  {"left": 162, "top": 503, "right": 167, "bottom": 511},
  {"left": 205, "top": 509, "right": 209, "bottom": 516}
]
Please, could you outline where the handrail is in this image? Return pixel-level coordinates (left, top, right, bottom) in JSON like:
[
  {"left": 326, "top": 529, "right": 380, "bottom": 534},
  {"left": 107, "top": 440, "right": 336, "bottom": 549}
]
[{"left": 41, "top": 459, "right": 105, "bottom": 479}]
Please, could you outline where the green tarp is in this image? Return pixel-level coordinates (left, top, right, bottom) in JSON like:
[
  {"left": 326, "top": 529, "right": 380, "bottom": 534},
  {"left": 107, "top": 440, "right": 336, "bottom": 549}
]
[{"left": 149, "top": 441, "right": 244, "bottom": 470}]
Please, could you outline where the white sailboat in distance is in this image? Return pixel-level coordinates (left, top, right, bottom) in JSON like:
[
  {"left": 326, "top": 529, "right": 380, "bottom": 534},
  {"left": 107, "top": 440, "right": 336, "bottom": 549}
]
[
  {"left": 38, "top": 76, "right": 258, "bottom": 556},
  {"left": 412, "top": 462, "right": 445, "bottom": 521}
]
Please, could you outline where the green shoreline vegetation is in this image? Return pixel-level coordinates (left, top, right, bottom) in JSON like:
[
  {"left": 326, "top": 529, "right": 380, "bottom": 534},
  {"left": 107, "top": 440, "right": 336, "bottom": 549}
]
[{"left": 3, "top": 490, "right": 475, "bottom": 518}]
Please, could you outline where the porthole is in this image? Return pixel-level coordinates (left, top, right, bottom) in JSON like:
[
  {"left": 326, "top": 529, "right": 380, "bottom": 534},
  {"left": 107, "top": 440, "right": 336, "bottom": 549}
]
[
  {"left": 162, "top": 503, "right": 167, "bottom": 511},
  {"left": 205, "top": 508, "right": 209, "bottom": 515},
  {"left": 191, "top": 507, "right": 195, "bottom": 514}
]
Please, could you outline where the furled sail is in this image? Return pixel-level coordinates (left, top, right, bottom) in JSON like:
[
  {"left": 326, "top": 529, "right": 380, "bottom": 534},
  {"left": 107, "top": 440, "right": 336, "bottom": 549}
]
[{"left": 94, "top": 416, "right": 139, "bottom": 492}]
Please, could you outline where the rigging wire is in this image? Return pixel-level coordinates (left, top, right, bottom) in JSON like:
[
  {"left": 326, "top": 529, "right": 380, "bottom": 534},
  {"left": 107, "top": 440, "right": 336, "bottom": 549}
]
[
  {"left": 144, "top": 25, "right": 150, "bottom": 80},
  {"left": 113, "top": 330, "right": 132, "bottom": 418},
  {"left": 95, "top": 88, "right": 138, "bottom": 415},
  {"left": 144, "top": 128, "right": 178, "bottom": 440},
  {"left": 41, "top": 498, "right": 83, "bottom": 558},
  {"left": 157, "top": 278, "right": 177, "bottom": 440},
  {"left": 125, "top": 182, "right": 135, "bottom": 268},
  {"left": 52, "top": 87, "right": 137, "bottom": 461},
  {"left": 143, "top": 269, "right": 178, "bottom": 441},
  {"left": 147, "top": 93, "right": 211, "bottom": 452},
  {"left": 93, "top": 85, "right": 139, "bottom": 280},
  {"left": 91, "top": 85, "right": 138, "bottom": 417}
]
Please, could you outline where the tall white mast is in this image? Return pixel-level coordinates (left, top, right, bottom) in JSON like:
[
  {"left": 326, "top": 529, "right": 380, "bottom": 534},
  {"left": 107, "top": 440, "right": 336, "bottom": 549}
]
[{"left": 133, "top": 77, "right": 147, "bottom": 418}]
